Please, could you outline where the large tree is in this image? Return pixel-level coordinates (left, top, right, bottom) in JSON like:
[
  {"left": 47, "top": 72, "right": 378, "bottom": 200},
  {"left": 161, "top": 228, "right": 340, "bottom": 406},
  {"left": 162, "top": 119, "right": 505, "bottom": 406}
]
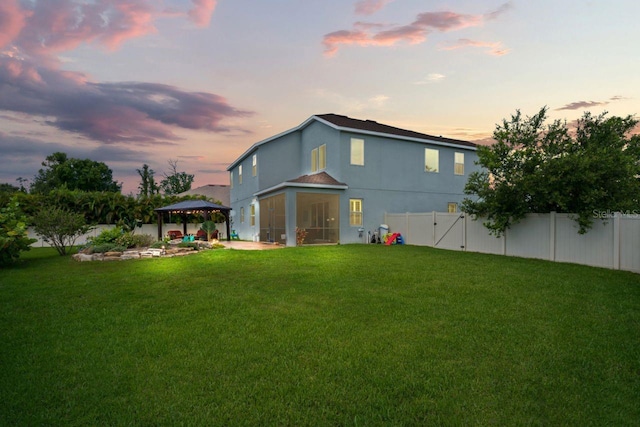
[
  {"left": 462, "top": 107, "right": 640, "bottom": 235},
  {"left": 31, "top": 152, "right": 121, "bottom": 194},
  {"left": 136, "top": 164, "right": 160, "bottom": 198},
  {"left": 160, "top": 159, "right": 194, "bottom": 195}
]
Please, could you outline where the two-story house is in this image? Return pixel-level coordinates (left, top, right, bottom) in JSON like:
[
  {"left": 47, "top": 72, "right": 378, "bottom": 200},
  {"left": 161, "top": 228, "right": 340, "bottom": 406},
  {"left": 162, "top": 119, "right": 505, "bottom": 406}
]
[{"left": 227, "top": 114, "right": 478, "bottom": 246}]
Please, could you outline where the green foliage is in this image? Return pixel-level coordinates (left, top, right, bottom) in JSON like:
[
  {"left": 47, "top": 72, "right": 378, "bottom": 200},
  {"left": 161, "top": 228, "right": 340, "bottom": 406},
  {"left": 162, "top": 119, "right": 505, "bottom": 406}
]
[
  {"left": 160, "top": 159, "right": 194, "bottom": 195},
  {"left": 130, "top": 234, "right": 155, "bottom": 248},
  {"left": 0, "top": 198, "right": 36, "bottom": 266},
  {"left": 89, "top": 243, "right": 127, "bottom": 254},
  {"left": 30, "top": 206, "right": 92, "bottom": 256},
  {"left": 200, "top": 220, "right": 217, "bottom": 240},
  {"left": 10, "top": 190, "right": 209, "bottom": 226},
  {"left": 86, "top": 227, "right": 155, "bottom": 250},
  {"left": 136, "top": 164, "right": 160, "bottom": 198},
  {"left": 30, "top": 152, "right": 121, "bottom": 194},
  {"left": 463, "top": 107, "right": 640, "bottom": 235}
]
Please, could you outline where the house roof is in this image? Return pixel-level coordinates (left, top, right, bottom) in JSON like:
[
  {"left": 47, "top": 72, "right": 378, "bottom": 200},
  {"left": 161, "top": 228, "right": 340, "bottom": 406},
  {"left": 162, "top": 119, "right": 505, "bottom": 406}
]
[
  {"left": 178, "top": 184, "right": 230, "bottom": 206},
  {"left": 228, "top": 113, "right": 476, "bottom": 170},
  {"left": 154, "top": 200, "right": 231, "bottom": 213},
  {"left": 287, "top": 171, "right": 347, "bottom": 186},
  {"left": 254, "top": 172, "right": 348, "bottom": 197},
  {"left": 315, "top": 114, "right": 477, "bottom": 148}
]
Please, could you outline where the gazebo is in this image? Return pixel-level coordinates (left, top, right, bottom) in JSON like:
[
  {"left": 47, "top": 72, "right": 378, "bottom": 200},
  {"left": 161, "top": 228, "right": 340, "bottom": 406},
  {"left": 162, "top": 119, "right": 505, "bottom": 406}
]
[{"left": 154, "top": 200, "right": 232, "bottom": 241}]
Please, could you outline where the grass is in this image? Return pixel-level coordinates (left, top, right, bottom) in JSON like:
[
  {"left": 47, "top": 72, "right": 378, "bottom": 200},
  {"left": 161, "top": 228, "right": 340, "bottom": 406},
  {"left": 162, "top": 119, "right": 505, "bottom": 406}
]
[{"left": 1, "top": 245, "right": 639, "bottom": 426}]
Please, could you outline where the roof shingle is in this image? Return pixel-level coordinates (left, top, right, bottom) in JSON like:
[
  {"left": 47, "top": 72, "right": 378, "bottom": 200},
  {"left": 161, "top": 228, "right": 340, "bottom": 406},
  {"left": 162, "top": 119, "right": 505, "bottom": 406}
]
[
  {"left": 315, "top": 113, "right": 476, "bottom": 148},
  {"left": 287, "top": 172, "right": 346, "bottom": 186}
]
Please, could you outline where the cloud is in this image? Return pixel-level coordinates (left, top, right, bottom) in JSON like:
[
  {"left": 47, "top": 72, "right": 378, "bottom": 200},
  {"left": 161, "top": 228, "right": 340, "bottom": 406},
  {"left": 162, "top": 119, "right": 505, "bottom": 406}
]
[
  {"left": 0, "top": 1, "right": 253, "bottom": 146},
  {"left": 414, "top": 73, "right": 446, "bottom": 84},
  {"left": 440, "top": 38, "right": 510, "bottom": 56},
  {"left": 0, "top": 0, "right": 30, "bottom": 50},
  {"left": 188, "top": 0, "right": 218, "bottom": 27},
  {"left": 556, "top": 101, "right": 609, "bottom": 111},
  {"left": 0, "top": 56, "right": 252, "bottom": 145},
  {"left": 323, "top": 2, "right": 511, "bottom": 57},
  {"left": 355, "top": 0, "right": 393, "bottom": 16}
]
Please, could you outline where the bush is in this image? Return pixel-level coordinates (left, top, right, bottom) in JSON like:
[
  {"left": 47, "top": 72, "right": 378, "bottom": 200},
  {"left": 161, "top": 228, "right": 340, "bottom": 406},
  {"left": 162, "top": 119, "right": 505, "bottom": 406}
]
[
  {"left": 130, "top": 234, "right": 155, "bottom": 248},
  {"left": 90, "top": 243, "right": 127, "bottom": 254},
  {"left": 88, "top": 227, "right": 125, "bottom": 246},
  {"left": 31, "top": 206, "right": 92, "bottom": 256},
  {"left": 0, "top": 198, "right": 37, "bottom": 266}
]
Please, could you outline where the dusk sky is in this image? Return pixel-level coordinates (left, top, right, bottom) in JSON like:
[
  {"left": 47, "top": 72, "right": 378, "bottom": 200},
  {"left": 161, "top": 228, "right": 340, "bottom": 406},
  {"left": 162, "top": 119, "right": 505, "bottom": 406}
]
[{"left": 1, "top": 0, "right": 639, "bottom": 194}]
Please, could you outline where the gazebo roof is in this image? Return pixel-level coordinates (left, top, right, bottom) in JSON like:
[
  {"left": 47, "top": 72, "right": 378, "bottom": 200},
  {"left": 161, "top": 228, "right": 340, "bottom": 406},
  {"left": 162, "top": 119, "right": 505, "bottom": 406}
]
[{"left": 154, "top": 200, "right": 231, "bottom": 213}]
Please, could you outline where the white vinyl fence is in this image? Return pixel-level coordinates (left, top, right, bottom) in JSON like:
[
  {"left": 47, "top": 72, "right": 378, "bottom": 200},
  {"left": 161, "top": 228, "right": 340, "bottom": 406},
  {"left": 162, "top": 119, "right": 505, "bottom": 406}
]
[
  {"left": 28, "top": 223, "right": 226, "bottom": 247},
  {"left": 384, "top": 211, "right": 640, "bottom": 273}
]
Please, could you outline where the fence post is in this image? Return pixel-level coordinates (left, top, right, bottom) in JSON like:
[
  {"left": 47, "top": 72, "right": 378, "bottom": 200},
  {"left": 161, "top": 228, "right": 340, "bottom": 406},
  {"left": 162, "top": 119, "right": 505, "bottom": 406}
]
[
  {"left": 431, "top": 211, "right": 436, "bottom": 247},
  {"left": 549, "top": 211, "right": 556, "bottom": 262},
  {"left": 613, "top": 212, "right": 620, "bottom": 270}
]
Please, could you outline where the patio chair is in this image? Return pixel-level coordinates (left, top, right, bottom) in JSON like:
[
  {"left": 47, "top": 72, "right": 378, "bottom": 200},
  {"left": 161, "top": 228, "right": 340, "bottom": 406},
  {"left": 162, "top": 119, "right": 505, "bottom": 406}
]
[
  {"left": 167, "top": 230, "right": 183, "bottom": 240},
  {"left": 230, "top": 229, "right": 239, "bottom": 240}
]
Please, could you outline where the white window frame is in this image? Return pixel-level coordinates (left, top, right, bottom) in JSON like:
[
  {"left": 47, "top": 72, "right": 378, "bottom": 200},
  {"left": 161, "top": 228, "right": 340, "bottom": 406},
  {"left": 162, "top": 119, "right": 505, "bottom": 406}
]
[
  {"left": 230, "top": 171, "right": 233, "bottom": 189},
  {"left": 240, "top": 206, "right": 245, "bottom": 223},
  {"left": 252, "top": 154, "right": 257, "bottom": 177},
  {"left": 349, "top": 199, "right": 363, "bottom": 227},
  {"left": 454, "top": 152, "right": 464, "bottom": 175},
  {"left": 311, "top": 148, "right": 318, "bottom": 173},
  {"left": 250, "top": 204, "right": 255, "bottom": 226},
  {"left": 311, "top": 144, "right": 327, "bottom": 172},
  {"left": 238, "top": 165, "right": 243, "bottom": 184},
  {"left": 425, "top": 148, "right": 439, "bottom": 173},
  {"left": 319, "top": 144, "right": 326, "bottom": 171},
  {"left": 350, "top": 138, "right": 364, "bottom": 166}
]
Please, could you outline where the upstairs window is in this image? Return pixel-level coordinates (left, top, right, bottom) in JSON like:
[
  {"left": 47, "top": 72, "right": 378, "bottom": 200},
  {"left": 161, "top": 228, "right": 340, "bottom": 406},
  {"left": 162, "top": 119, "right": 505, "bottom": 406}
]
[
  {"left": 455, "top": 152, "right": 464, "bottom": 175},
  {"left": 230, "top": 171, "right": 233, "bottom": 189},
  {"left": 425, "top": 148, "right": 439, "bottom": 173},
  {"left": 238, "top": 165, "right": 243, "bottom": 184},
  {"left": 351, "top": 138, "right": 364, "bottom": 166},
  {"left": 319, "top": 144, "right": 326, "bottom": 170},
  {"left": 311, "top": 144, "right": 327, "bottom": 172},
  {"left": 252, "top": 154, "right": 257, "bottom": 176}
]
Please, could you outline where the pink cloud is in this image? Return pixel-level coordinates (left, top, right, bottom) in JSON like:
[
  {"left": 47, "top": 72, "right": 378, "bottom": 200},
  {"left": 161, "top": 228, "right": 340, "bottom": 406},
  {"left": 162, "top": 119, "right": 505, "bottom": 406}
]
[
  {"left": 188, "top": 0, "right": 218, "bottom": 27},
  {"left": 323, "top": 2, "right": 512, "bottom": 57},
  {"left": 440, "top": 38, "right": 510, "bottom": 56},
  {"left": 12, "top": 0, "right": 157, "bottom": 56},
  {"left": 555, "top": 100, "right": 610, "bottom": 111},
  {"left": 0, "top": 0, "right": 31, "bottom": 50},
  {"left": 355, "top": 0, "right": 393, "bottom": 16}
]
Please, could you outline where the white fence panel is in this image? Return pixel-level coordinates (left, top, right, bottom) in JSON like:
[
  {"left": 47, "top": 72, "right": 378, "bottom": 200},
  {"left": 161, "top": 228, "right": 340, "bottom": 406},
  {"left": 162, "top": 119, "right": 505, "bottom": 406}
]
[
  {"left": 554, "top": 214, "right": 614, "bottom": 269},
  {"left": 505, "top": 214, "right": 550, "bottom": 260},
  {"left": 407, "top": 213, "right": 432, "bottom": 246},
  {"left": 465, "top": 216, "right": 503, "bottom": 255},
  {"left": 384, "top": 211, "right": 639, "bottom": 274},
  {"left": 620, "top": 216, "right": 640, "bottom": 273}
]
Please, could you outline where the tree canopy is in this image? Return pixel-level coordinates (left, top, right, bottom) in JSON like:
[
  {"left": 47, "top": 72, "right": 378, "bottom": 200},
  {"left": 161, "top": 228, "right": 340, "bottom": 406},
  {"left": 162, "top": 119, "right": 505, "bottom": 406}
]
[
  {"left": 462, "top": 107, "right": 640, "bottom": 235},
  {"left": 160, "top": 159, "right": 194, "bottom": 195},
  {"left": 31, "top": 152, "right": 121, "bottom": 194}
]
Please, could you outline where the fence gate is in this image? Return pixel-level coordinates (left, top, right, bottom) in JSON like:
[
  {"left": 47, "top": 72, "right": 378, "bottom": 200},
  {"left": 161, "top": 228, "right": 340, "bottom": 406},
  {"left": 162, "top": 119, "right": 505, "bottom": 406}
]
[{"left": 433, "top": 212, "right": 465, "bottom": 251}]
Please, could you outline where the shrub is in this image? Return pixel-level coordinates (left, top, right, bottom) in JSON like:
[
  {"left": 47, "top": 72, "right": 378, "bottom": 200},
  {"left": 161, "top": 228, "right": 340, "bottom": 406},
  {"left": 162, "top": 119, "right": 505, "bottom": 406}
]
[
  {"left": 90, "top": 243, "right": 127, "bottom": 254},
  {"left": 31, "top": 206, "right": 92, "bottom": 256},
  {"left": 87, "top": 227, "right": 125, "bottom": 246},
  {"left": 0, "top": 198, "right": 37, "bottom": 266},
  {"left": 130, "top": 234, "right": 155, "bottom": 248}
]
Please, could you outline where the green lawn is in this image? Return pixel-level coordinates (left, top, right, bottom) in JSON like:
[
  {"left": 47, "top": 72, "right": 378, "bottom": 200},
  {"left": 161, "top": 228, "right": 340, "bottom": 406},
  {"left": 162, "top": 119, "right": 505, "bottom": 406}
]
[{"left": 1, "top": 245, "right": 639, "bottom": 426}]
